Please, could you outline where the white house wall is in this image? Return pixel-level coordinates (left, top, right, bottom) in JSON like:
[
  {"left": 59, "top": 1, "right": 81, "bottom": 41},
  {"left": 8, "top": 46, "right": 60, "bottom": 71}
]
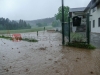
[{"left": 90, "top": 4, "right": 100, "bottom": 33}]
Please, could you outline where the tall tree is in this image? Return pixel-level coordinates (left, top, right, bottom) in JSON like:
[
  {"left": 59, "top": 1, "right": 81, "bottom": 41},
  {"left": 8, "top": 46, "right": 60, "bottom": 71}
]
[
  {"left": 0, "top": 18, "right": 31, "bottom": 30},
  {"left": 55, "top": 6, "right": 69, "bottom": 22},
  {"left": 52, "top": 21, "right": 61, "bottom": 27}
]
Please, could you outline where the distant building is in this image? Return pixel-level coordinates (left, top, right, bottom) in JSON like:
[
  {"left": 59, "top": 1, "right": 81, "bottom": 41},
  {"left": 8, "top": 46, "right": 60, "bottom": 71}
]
[{"left": 69, "top": 7, "right": 86, "bottom": 32}]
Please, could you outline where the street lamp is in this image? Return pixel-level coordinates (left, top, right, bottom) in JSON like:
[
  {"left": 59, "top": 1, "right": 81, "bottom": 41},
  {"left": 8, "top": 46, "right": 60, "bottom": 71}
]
[{"left": 62, "top": 0, "right": 65, "bottom": 45}]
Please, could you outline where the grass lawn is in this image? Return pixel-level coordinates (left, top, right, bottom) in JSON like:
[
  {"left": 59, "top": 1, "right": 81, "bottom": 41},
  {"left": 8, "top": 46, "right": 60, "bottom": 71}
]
[{"left": 0, "top": 26, "right": 53, "bottom": 34}]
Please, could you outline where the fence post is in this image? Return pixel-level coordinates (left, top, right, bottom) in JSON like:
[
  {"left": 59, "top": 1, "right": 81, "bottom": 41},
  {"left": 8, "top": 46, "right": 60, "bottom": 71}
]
[
  {"left": 86, "top": 13, "right": 90, "bottom": 44},
  {"left": 37, "top": 31, "right": 38, "bottom": 36},
  {"left": 62, "top": 0, "right": 65, "bottom": 45},
  {"left": 68, "top": 16, "right": 70, "bottom": 43}
]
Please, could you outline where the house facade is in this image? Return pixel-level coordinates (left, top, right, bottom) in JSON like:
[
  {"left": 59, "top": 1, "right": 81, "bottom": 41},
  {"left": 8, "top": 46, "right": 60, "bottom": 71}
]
[
  {"left": 70, "top": 0, "right": 100, "bottom": 33},
  {"left": 89, "top": 0, "right": 100, "bottom": 33}
]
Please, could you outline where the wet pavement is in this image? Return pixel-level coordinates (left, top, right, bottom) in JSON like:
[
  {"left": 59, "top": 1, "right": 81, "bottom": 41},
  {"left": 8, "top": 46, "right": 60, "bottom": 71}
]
[
  {"left": 0, "top": 31, "right": 100, "bottom": 75},
  {"left": 91, "top": 33, "right": 100, "bottom": 49}
]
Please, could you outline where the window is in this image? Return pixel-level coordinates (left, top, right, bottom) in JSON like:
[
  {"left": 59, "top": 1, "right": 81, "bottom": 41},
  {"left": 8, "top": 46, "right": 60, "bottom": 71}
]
[
  {"left": 92, "top": 7, "right": 97, "bottom": 12},
  {"left": 98, "top": 18, "right": 100, "bottom": 27},
  {"left": 89, "top": 21, "right": 91, "bottom": 31},
  {"left": 93, "top": 20, "right": 95, "bottom": 28}
]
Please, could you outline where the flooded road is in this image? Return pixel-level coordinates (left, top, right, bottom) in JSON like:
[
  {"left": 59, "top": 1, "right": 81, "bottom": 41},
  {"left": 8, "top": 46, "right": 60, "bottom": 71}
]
[{"left": 0, "top": 31, "right": 100, "bottom": 75}]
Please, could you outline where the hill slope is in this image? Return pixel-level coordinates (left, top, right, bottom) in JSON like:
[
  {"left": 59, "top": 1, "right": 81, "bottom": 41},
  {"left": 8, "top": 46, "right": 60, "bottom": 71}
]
[{"left": 25, "top": 17, "right": 56, "bottom": 27}]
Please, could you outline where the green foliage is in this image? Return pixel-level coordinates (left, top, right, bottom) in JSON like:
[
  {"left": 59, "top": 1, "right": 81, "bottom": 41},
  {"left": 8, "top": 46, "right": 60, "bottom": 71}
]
[
  {"left": 0, "top": 17, "right": 31, "bottom": 30},
  {"left": 52, "top": 21, "right": 61, "bottom": 27},
  {"left": 55, "top": 6, "right": 69, "bottom": 22},
  {"left": 67, "top": 42, "right": 96, "bottom": 50}
]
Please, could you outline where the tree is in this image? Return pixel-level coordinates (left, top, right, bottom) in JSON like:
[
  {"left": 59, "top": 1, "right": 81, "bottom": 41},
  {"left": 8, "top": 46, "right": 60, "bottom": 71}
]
[
  {"left": 36, "top": 23, "right": 42, "bottom": 27},
  {"left": 55, "top": 6, "right": 69, "bottom": 22},
  {"left": 42, "top": 23, "right": 47, "bottom": 26},
  {"left": 52, "top": 21, "right": 61, "bottom": 27}
]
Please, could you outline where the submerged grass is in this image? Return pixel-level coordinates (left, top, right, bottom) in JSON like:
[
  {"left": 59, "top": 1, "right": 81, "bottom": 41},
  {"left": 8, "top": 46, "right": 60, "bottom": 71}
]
[
  {"left": 67, "top": 42, "right": 96, "bottom": 50},
  {"left": 0, "top": 35, "right": 38, "bottom": 42},
  {"left": 22, "top": 38, "right": 38, "bottom": 42},
  {"left": 0, "top": 35, "right": 12, "bottom": 40}
]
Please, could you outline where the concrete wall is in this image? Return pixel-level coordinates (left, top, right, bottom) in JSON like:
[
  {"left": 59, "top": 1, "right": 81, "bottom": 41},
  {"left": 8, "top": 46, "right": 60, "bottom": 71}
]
[{"left": 90, "top": 4, "right": 100, "bottom": 33}]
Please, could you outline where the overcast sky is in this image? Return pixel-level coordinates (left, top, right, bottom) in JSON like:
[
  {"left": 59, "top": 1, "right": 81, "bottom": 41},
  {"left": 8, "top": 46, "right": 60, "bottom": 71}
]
[{"left": 0, "top": 0, "right": 91, "bottom": 20}]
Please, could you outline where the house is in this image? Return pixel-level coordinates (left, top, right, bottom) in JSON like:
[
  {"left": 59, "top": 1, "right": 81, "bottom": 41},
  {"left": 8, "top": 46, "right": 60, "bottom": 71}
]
[{"left": 69, "top": 0, "right": 100, "bottom": 33}]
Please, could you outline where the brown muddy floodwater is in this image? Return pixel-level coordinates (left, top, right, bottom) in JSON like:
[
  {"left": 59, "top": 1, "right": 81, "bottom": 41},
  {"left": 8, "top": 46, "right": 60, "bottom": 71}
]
[{"left": 0, "top": 31, "right": 100, "bottom": 75}]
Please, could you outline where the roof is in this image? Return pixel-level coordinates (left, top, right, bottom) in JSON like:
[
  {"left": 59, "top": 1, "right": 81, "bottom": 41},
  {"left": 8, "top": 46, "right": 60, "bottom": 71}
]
[
  {"left": 69, "top": 0, "right": 100, "bottom": 13},
  {"left": 69, "top": 7, "right": 86, "bottom": 12},
  {"left": 91, "top": 0, "right": 100, "bottom": 8},
  {"left": 84, "top": 1, "right": 92, "bottom": 11},
  {"left": 85, "top": 0, "right": 100, "bottom": 11}
]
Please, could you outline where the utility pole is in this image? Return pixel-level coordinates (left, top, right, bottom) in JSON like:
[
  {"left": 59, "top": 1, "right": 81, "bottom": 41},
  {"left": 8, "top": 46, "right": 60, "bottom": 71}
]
[{"left": 62, "top": 0, "right": 65, "bottom": 45}]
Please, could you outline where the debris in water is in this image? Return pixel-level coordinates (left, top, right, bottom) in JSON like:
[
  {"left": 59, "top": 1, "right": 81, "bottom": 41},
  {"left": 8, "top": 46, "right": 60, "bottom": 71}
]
[
  {"left": 76, "top": 58, "right": 81, "bottom": 60},
  {"left": 76, "top": 60, "right": 78, "bottom": 62},
  {"left": 10, "top": 66, "right": 12, "bottom": 69},
  {"left": 90, "top": 71, "right": 94, "bottom": 74},
  {"left": 54, "top": 61, "right": 58, "bottom": 63},
  {"left": 59, "top": 44, "right": 62, "bottom": 46},
  {"left": 55, "top": 70, "right": 59, "bottom": 73},
  {"left": 52, "top": 68, "right": 54, "bottom": 69},
  {"left": 39, "top": 47, "right": 46, "bottom": 50},
  {"left": 25, "top": 69, "right": 29, "bottom": 72},
  {"left": 48, "top": 58, "right": 52, "bottom": 60},
  {"left": 62, "top": 57, "right": 64, "bottom": 59},
  {"left": 4, "top": 68, "right": 9, "bottom": 72}
]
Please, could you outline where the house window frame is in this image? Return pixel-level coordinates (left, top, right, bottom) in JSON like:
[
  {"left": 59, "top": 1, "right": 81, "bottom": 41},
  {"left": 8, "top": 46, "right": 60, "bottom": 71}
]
[
  {"left": 92, "top": 7, "right": 97, "bottom": 12},
  {"left": 98, "top": 18, "right": 100, "bottom": 27},
  {"left": 93, "top": 20, "right": 95, "bottom": 28},
  {"left": 89, "top": 21, "right": 91, "bottom": 31}
]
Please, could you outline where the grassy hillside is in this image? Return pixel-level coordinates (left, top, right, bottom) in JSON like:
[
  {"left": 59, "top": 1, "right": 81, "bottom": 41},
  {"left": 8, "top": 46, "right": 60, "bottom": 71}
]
[{"left": 25, "top": 17, "right": 56, "bottom": 27}]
